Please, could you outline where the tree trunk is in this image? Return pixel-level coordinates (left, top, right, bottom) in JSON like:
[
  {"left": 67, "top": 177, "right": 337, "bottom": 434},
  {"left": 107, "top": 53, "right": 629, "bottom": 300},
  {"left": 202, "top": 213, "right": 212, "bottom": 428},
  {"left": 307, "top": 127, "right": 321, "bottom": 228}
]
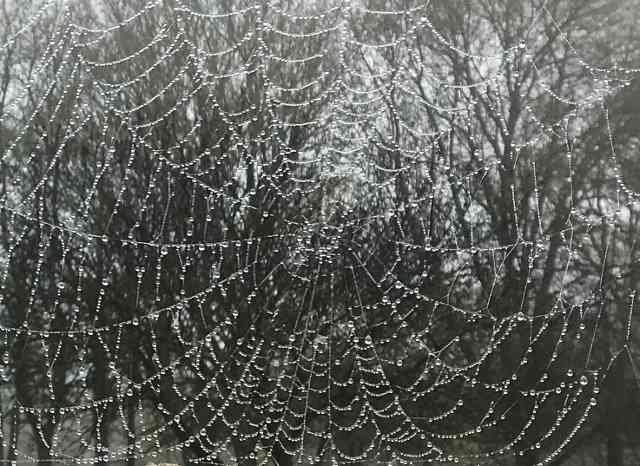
[
  {"left": 36, "top": 419, "right": 54, "bottom": 466},
  {"left": 270, "top": 441, "right": 293, "bottom": 466},
  {"left": 606, "top": 357, "right": 625, "bottom": 466},
  {"left": 95, "top": 357, "right": 110, "bottom": 466},
  {"left": 3, "top": 412, "right": 18, "bottom": 463},
  {"left": 126, "top": 399, "right": 135, "bottom": 466}
]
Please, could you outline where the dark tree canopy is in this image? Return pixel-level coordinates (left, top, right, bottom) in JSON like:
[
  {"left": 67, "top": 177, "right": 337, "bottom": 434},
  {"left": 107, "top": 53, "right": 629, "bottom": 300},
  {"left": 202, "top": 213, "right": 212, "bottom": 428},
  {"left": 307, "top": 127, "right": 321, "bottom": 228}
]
[{"left": 0, "top": 0, "right": 639, "bottom": 465}]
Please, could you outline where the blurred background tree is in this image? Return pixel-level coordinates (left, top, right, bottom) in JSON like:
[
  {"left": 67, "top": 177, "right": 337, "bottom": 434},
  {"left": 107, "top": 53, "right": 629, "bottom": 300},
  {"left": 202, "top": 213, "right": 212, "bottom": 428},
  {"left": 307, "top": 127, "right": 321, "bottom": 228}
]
[{"left": 0, "top": 0, "right": 639, "bottom": 465}]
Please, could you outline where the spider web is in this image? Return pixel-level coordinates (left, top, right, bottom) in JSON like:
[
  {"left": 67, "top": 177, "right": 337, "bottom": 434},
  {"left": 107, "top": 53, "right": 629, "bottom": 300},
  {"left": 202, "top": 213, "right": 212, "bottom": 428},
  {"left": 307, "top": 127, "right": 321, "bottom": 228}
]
[{"left": 0, "top": 0, "right": 639, "bottom": 464}]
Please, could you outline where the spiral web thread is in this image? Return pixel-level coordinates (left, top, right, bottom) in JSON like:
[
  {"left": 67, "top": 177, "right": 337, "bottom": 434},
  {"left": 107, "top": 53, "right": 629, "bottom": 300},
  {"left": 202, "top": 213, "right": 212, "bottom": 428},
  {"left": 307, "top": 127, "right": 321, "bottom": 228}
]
[{"left": 0, "top": 0, "right": 639, "bottom": 464}]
